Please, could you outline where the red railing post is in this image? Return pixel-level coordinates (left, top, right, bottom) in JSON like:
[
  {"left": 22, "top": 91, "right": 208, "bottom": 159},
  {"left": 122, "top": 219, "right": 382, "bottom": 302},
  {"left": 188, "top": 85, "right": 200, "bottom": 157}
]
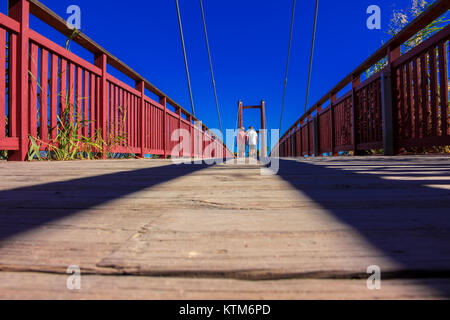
[
  {"left": 187, "top": 115, "right": 193, "bottom": 158},
  {"left": 292, "top": 129, "right": 295, "bottom": 156},
  {"left": 159, "top": 96, "right": 167, "bottom": 159},
  {"left": 314, "top": 105, "right": 322, "bottom": 156},
  {"left": 351, "top": 75, "right": 360, "bottom": 154},
  {"left": 298, "top": 126, "right": 302, "bottom": 157},
  {"left": 8, "top": 0, "right": 29, "bottom": 161},
  {"left": 381, "top": 46, "right": 401, "bottom": 156},
  {"left": 330, "top": 93, "right": 337, "bottom": 155},
  {"left": 202, "top": 124, "right": 206, "bottom": 159},
  {"left": 307, "top": 115, "right": 311, "bottom": 156},
  {"left": 176, "top": 107, "right": 182, "bottom": 157},
  {"left": 136, "top": 80, "right": 145, "bottom": 158},
  {"left": 94, "top": 53, "right": 108, "bottom": 159},
  {"left": 438, "top": 41, "right": 448, "bottom": 138}
]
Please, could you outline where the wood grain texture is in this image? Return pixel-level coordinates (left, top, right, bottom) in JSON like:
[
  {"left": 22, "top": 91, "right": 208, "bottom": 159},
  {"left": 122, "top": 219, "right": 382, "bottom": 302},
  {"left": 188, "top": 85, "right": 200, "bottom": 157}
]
[{"left": 0, "top": 156, "right": 449, "bottom": 299}]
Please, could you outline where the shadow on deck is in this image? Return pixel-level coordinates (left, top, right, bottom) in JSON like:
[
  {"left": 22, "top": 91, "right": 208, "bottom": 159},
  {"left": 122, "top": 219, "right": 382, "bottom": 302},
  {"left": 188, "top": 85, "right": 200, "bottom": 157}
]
[
  {"left": 0, "top": 162, "right": 211, "bottom": 242},
  {"left": 276, "top": 157, "right": 450, "bottom": 297}
]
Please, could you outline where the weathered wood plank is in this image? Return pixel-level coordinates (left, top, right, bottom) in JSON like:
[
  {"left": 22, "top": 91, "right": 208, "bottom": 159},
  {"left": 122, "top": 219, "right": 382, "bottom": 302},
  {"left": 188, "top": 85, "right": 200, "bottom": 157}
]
[
  {"left": 0, "top": 272, "right": 448, "bottom": 300},
  {"left": 0, "top": 157, "right": 449, "bottom": 299}
]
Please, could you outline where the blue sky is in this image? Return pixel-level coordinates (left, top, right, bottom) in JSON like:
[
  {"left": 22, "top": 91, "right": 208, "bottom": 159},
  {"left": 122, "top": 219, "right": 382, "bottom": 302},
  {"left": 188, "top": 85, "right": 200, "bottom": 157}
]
[{"left": 4, "top": 0, "right": 418, "bottom": 145}]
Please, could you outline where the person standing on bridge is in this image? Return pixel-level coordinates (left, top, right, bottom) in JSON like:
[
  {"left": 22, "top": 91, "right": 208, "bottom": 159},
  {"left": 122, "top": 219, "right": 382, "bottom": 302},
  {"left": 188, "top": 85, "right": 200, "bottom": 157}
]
[
  {"left": 237, "top": 127, "right": 246, "bottom": 158},
  {"left": 246, "top": 126, "right": 258, "bottom": 158}
]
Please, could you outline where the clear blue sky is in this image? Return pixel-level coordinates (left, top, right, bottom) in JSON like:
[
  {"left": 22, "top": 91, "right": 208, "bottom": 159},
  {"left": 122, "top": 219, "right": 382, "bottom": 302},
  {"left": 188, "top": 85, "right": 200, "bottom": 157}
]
[{"left": 6, "top": 0, "right": 416, "bottom": 143}]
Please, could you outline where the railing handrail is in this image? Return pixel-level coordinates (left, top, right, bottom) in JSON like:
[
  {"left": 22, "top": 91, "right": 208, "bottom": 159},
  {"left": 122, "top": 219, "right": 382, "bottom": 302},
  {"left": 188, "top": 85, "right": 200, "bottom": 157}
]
[{"left": 281, "top": 0, "right": 449, "bottom": 139}]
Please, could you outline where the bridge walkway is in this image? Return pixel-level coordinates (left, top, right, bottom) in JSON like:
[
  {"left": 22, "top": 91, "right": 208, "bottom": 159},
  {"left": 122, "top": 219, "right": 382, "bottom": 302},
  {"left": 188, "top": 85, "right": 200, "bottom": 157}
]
[{"left": 0, "top": 156, "right": 449, "bottom": 299}]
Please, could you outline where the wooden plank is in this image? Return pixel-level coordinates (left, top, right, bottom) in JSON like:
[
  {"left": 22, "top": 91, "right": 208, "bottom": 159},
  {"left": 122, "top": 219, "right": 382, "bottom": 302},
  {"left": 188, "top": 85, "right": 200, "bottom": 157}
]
[
  {"left": 2, "top": 157, "right": 449, "bottom": 300},
  {"left": 1, "top": 271, "right": 449, "bottom": 300}
]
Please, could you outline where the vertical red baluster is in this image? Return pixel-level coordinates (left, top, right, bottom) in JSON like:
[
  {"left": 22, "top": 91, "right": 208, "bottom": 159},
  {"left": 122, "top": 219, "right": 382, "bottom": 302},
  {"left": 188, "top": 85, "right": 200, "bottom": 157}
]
[
  {"left": 176, "top": 108, "right": 181, "bottom": 157},
  {"left": 8, "top": 0, "right": 29, "bottom": 161},
  {"left": 405, "top": 62, "right": 412, "bottom": 139},
  {"left": 90, "top": 73, "right": 95, "bottom": 138},
  {"left": 420, "top": 53, "right": 429, "bottom": 137},
  {"left": 83, "top": 70, "right": 89, "bottom": 138},
  {"left": 40, "top": 48, "right": 48, "bottom": 143},
  {"left": 76, "top": 66, "right": 82, "bottom": 138},
  {"left": 94, "top": 53, "right": 107, "bottom": 159},
  {"left": 127, "top": 92, "right": 131, "bottom": 147},
  {"left": 114, "top": 85, "right": 118, "bottom": 140},
  {"left": 0, "top": 28, "right": 6, "bottom": 140},
  {"left": 429, "top": 47, "right": 438, "bottom": 138},
  {"left": 438, "top": 42, "right": 448, "bottom": 137},
  {"left": 29, "top": 43, "right": 38, "bottom": 139},
  {"left": 50, "top": 54, "right": 58, "bottom": 140},
  {"left": 159, "top": 96, "right": 167, "bottom": 158},
  {"left": 8, "top": 33, "right": 18, "bottom": 139},
  {"left": 109, "top": 84, "right": 114, "bottom": 141}
]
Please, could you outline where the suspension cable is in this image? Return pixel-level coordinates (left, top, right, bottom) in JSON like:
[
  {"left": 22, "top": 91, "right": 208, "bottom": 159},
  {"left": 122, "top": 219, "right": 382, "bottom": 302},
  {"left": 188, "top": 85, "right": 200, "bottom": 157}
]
[
  {"left": 199, "top": 0, "right": 223, "bottom": 136},
  {"left": 175, "top": 0, "right": 196, "bottom": 117},
  {"left": 304, "top": 0, "right": 319, "bottom": 114},
  {"left": 279, "top": 0, "right": 297, "bottom": 132}
]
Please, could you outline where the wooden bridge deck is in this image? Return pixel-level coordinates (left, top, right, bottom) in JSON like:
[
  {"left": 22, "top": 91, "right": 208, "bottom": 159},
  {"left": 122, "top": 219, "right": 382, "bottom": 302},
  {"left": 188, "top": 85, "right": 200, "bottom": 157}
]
[{"left": 0, "top": 156, "right": 449, "bottom": 299}]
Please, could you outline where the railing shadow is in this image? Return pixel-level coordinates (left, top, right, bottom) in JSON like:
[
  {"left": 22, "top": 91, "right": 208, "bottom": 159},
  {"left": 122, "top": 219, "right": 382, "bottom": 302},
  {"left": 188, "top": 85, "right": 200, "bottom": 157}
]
[
  {"left": 0, "top": 162, "right": 211, "bottom": 243},
  {"left": 276, "top": 158, "right": 450, "bottom": 297}
]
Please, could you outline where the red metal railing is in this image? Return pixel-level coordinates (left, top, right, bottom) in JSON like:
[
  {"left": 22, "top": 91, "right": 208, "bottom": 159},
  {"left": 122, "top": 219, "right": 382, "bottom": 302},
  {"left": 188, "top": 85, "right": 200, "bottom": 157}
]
[
  {"left": 277, "top": 0, "right": 449, "bottom": 157},
  {"left": 392, "top": 25, "right": 449, "bottom": 148},
  {"left": 0, "top": 0, "right": 233, "bottom": 161}
]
